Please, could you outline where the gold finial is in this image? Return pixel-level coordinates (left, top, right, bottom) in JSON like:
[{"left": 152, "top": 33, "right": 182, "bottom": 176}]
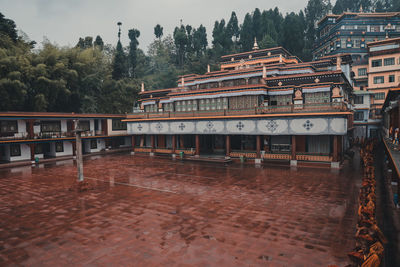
[{"left": 252, "top": 37, "right": 259, "bottom": 50}]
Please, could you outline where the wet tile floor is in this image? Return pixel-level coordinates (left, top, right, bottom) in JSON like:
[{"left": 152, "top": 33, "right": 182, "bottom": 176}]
[{"left": 0, "top": 153, "right": 361, "bottom": 266}]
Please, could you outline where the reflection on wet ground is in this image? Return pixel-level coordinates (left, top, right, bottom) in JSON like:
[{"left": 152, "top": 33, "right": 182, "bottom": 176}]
[{"left": 0, "top": 153, "right": 361, "bottom": 266}]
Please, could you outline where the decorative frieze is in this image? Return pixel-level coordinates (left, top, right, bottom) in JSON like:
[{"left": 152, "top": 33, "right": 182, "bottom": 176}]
[{"left": 127, "top": 116, "right": 348, "bottom": 135}]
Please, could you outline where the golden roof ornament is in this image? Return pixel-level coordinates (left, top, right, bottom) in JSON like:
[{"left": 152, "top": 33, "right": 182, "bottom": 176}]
[{"left": 252, "top": 37, "right": 259, "bottom": 50}]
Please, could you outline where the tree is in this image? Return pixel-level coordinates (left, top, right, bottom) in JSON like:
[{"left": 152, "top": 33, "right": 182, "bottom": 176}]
[
  {"left": 227, "top": 11, "right": 240, "bottom": 42},
  {"left": 112, "top": 40, "right": 127, "bottom": 80},
  {"left": 128, "top": 28, "right": 140, "bottom": 78},
  {"left": 281, "top": 12, "right": 306, "bottom": 58},
  {"left": 259, "top": 34, "right": 278, "bottom": 49},
  {"left": 0, "top": 12, "right": 18, "bottom": 42},
  {"left": 173, "top": 25, "right": 188, "bottom": 67},
  {"left": 94, "top": 35, "right": 104, "bottom": 50},
  {"left": 240, "top": 13, "right": 254, "bottom": 52},
  {"left": 305, "top": 0, "right": 332, "bottom": 58},
  {"left": 154, "top": 24, "right": 163, "bottom": 40}
]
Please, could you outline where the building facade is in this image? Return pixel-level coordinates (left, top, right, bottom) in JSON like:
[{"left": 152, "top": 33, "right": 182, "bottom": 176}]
[
  {"left": 0, "top": 112, "right": 132, "bottom": 164},
  {"left": 313, "top": 12, "right": 400, "bottom": 62},
  {"left": 126, "top": 46, "right": 354, "bottom": 167}
]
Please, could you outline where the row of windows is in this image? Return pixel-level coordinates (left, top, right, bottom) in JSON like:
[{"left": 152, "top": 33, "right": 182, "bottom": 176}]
[
  {"left": 373, "top": 75, "right": 396, "bottom": 84},
  {"left": 151, "top": 93, "right": 337, "bottom": 112},
  {"left": 371, "top": 57, "right": 397, "bottom": 67}
]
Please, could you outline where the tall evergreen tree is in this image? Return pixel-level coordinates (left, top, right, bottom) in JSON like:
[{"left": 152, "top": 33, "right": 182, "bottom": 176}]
[
  {"left": 128, "top": 28, "right": 140, "bottom": 78},
  {"left": 240, "top": 13, "right": 254, "bottom": 51},
  {"left": 154, "top": 24, "right": 163, "bottom": 40},
  {"left": 94, "top": 35, "right": 104, "bottom": 50},
  {"left": 112, "top": 40, "right": 126, "bottom": 80}
]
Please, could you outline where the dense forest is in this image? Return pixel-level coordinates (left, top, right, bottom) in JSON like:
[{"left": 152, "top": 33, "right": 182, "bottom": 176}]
[{"left": 1, "top": 0, "right": 400, "bottom": 113}]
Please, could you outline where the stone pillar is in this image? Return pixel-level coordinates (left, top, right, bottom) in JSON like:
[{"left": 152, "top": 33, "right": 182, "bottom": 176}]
[
  {"left": 30, "top": 143, "right": 35, "bottom": 162},
  {"left": 76, "top": 132, "right": 84, "bottom": 182},
  {"left": 195, "top": 134, "right": 200, "bottom": 156},
  {"left": 226, "top": 135, "right": 231, "bottom": 157},
  {"left": 131, "top": 135, "right": 135, "bottom": 155},
  {"left": 72, "top": 141, "right": 76, "bottom": 156},
  {"left": 290, "top": 135, "right": 297, "bottom": 166}
]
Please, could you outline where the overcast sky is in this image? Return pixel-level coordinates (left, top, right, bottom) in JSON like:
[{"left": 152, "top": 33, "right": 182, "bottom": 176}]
[{"left": 1, "top": 0, "right": 309, "bottom": 53}]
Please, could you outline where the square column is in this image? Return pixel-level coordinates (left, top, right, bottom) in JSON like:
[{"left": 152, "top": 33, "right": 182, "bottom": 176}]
[
  {"left": 30, "top": 143, "right": 35, "bottom": 162},
  {"left": 180, "top": 135, "right": 184, "bottom": 149},
  {"left": 28, "top": 120, "right": 34, "bottom": 139},
  {"left": 131, "top": 135, "right": 135, "bottom": 155},
  {"left": 150, "top": 135, "right": 155, "bottom": 156},
  {"left": 291, "top": 135, "right": 297, "bottom": 166},
  {"left": 226, "top": 135, "right": 231, "bottom": 156},
  {"left": 172, "top": 135, "right": 176, "bottom": 154},
  {"left": 195, "top": 134, "right": 200, "bottom": 156},
  {"left": 333, "top": 135, "right": 338, "bottom": 162}
]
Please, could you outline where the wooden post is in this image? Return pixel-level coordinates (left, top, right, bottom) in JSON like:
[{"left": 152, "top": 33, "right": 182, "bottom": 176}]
[
  {"left": 172, "top": 135, "right": 176, "bottom": 154},
  {"left": 28, "top": 120, "right": 34, "bottom": 139},
  {"left": 30, "top": 143, "right": 35, "bottom": 161},
  {"left": 256, "top": 135, "right": 261, "bottom": 158},
  {"left": 333, "top": 135, "right": 338, "bottom": 162},
  {"left": 76, "top": 132, "right": 84, "bottom": 182},
  {"left": 72, "top": 141, "right": 76, "bottom": 156},
  {"left": 226, "top": 135, "right": 231, "bottom": 156},
  {"left": 291, "top": 135, "right": 296, "bottom": 160},
  {"left": 131, "top": 135, "right": 135, "bottom": 152},
  {"left": 151, "top": 135, "right": 155, "bottom": 150},
  {"left": 195, "top": 134, "right": 200, "bottom": 156},
  {"left": 180, "top": 135, "right": 184, "bottom": 149}
]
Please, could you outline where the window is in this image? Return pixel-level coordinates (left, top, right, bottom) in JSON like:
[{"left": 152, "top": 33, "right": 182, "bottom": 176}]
[
  {"left": 90, "top": 139, "right": 97, "bottom": 149},
  {"left": 78, "top": 120, "right": 90, "bottom": 131},
  {"left": 358, "top": 68, "right": 367, "bottom": 76},
  {"left": 0, "top": 120, "right": 18, "bottom": 134},
  {"left": 374, "top": 92, "right": 385, "bottom": 100},
  {"left": 354, "top": 111, "right": 364, "bottom": 121},
  {"left": 41, "top": 121, "right": 61, "bottom": 132},
  {"left": 34, "top": 144, "right": 43, "bottom": 154},
  {"left": 354, "top": 95, "right": 364, "bottom": 104},
  {"left": 305, "top": 92, "right": 330, "bottom": 104},
  {"left": 10, "top": 144, "right": 21, "bottom": 157},
  {"left": 389, "top": 75, "right": 395, "bottom": 82},
  {"left": 384, "top": 57, "right": 395, "bottom": 66},
  {"left": 373, "top": 76, "right": 384, "bottom": 84},
  {"left": 55, "top": 142, "right": 64, "bottom": 152},
  {"left": 371, "top": 59, "right": 382, "bottom": 67},
  {"left": 112, "top": 119, "right": 127, "bottom": 131}
]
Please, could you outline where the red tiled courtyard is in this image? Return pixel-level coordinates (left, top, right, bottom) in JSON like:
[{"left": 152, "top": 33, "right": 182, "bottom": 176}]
[{"left": 0, "top": 153, "right": 360, "bottom": 266}]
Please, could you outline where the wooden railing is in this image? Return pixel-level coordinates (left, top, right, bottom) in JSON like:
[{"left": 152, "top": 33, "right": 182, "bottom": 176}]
[
  {"left": 128, "top": 102, "right": 348, "bottom": 120},
  {"left": 295, "top": 153, "right": 332, "bottom": 162},
  {"left": 263, "top": 153, "right": 291, "bottom": 160}
]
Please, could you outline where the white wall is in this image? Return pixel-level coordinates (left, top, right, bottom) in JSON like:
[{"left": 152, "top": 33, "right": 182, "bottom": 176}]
[
  {"left": 83, "top": 138, "right": 106, "bottom": 153},
  {"left": 61, "top": 120, "right": 67, "bottom": 132},
  {"left": 45, "top": 141, "right": 73, "bottom": 157},
  {"left": 107, "top": 119, "right": 127, "bottom": 136},
  {"left": 57, "top": 141, "right": 73, "bottom": 157},
  {"left": 17, "top": 120, "right": 26, "bottom": 133},
  {"left": 9, "top": 144, "right": 31, "bottom": 162}
]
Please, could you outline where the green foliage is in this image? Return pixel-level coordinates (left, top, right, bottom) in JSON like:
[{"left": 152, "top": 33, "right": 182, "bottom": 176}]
[
  {"left": 112, "top": 40, "right": 127, "bottom": 80},
  {"left": 128, "top": 28, "right": 140, "bottom": 78},
  {"left": 154, "top": 24, "right": 163, "bottom": 40}
]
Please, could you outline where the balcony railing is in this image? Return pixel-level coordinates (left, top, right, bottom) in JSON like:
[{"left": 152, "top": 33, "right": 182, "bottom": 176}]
[
  {"left": 0, "top": 132, "right": 29, "bottom": 141},
  {"left": 128, "top": 102, "right": 348, "bottom": 120},
  {"left": 34, "top": 131, "right": 74, "bottom": 139}
]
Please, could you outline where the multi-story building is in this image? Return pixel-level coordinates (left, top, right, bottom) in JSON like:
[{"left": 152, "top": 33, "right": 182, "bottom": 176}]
[
  {"left": 0, "top": 112, "right": 132, "bottom": 164},
  {"left": 313, "top": 11, "right": 400, "bottom": 62},
  {"left": 353, "top": 90, "right": 380, "bottom": 138},
  {"left": 367, "top": 37, "right": 400, "bottom": 109},
  {"left": 126, "top": 45, "right": 354, "bottom": 168}
]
